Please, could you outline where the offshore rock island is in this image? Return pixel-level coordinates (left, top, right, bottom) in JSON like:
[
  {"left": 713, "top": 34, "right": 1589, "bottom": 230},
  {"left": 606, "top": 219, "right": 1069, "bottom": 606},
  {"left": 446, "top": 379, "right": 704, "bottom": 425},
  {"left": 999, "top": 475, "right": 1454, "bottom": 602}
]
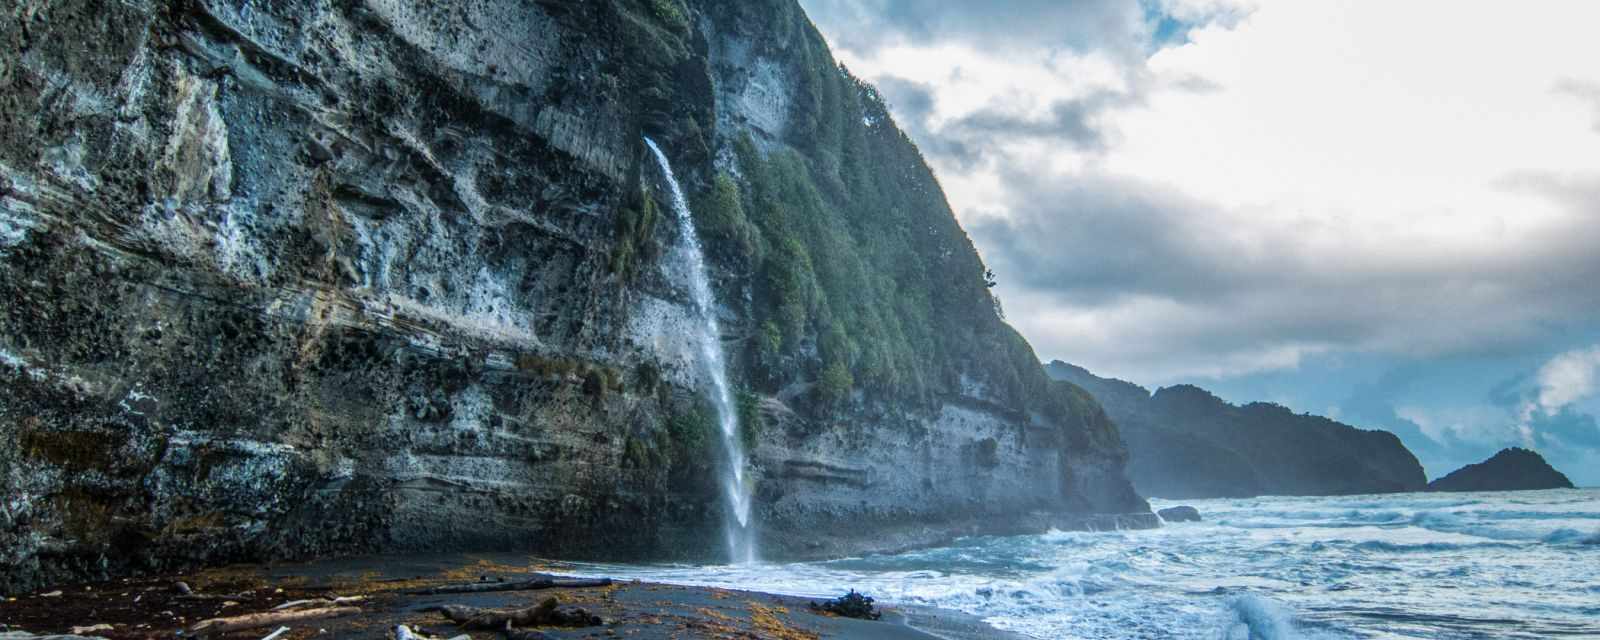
[
  {"left": 1428, "top": 448, "right": 1577, "bottom": 493},
  {"left": 0, "top": 0, "right": 1150, "bottom": 595}
]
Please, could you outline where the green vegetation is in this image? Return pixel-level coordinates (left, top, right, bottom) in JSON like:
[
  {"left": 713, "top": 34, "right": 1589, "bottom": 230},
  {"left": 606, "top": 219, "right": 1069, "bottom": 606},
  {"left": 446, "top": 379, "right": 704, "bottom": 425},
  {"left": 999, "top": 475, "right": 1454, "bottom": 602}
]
[
  {"left": 708, "top": 78, "right": 1001, "bottom": 408},
  {"left": 662, "top": 14, "right": 1093, "bottom": 427},
  {"left": 818, "top": 360, "right": 853, "bottom": 405},
  {"left": 626, "top": 403, "right": 715, "bottom": 473},
  {"left": 692, "top": 173, "right": 763, "bottom": 265},
  {"left": 737, "top": 389, "right": 763, "bottom": 450},
  {"left": 611, "top": 189, "right": 661, "bottom": 279},
  {"left": 516, "top": 354, "right": 580, "bottom": 378},
  {"left": 647, "top": 0, "right": 690, "bottom": 32},
  {"left": 666, "top": 405, "right": 712, "bottom": 464}
]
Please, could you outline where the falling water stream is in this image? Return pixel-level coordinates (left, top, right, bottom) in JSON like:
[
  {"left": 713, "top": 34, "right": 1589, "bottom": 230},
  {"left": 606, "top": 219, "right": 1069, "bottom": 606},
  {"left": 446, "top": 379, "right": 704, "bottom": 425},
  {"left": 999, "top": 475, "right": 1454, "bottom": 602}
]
[{"left": 644, "top": 138, "right": 756, "bottom": 564}]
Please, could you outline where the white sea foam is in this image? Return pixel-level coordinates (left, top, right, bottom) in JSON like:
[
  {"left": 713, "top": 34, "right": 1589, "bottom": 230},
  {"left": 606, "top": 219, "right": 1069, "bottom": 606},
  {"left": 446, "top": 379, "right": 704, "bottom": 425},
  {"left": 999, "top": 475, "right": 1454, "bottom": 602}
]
[{"left": 551, "top": 489, "right": 1599, "bottom": 639}]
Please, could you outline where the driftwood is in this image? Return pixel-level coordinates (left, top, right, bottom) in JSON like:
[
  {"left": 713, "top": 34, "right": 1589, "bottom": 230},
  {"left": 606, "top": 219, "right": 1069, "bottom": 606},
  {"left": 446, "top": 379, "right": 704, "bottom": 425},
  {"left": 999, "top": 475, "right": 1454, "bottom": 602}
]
[
  {"left": 271, "top": 596, "right": 366, "bottom": 611},
  {"left": 431, "top": 597, "right": 601, "bottom": 630},
  {"left": 187, "top": 606, "right": 361, "bottom": 636},
  {"left": 406, "top": 576, "right": 611, "bottom": 596},
  {"left": 392, "top": 625, "right": 469, "bottom": 640},
  {"left": 258, "top": 627, "right": 290, "bottom": 640},
  {"left": 174, "top": 582, "right": 252, "bottom": 602}
]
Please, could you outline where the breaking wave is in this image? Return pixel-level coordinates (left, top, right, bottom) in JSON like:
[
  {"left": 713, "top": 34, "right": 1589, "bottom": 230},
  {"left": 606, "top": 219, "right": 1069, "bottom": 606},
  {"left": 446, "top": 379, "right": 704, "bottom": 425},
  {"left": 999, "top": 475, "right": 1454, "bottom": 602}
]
[{"left": 557, "top": 488, "right": 1598, "bottom": 639}]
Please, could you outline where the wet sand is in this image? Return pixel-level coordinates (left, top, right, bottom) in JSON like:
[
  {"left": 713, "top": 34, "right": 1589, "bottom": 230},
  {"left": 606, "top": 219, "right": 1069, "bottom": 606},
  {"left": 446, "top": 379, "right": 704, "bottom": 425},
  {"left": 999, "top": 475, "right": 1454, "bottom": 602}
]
[{"left": 0, "top": 554, "right": 1022, "bottom": 639}]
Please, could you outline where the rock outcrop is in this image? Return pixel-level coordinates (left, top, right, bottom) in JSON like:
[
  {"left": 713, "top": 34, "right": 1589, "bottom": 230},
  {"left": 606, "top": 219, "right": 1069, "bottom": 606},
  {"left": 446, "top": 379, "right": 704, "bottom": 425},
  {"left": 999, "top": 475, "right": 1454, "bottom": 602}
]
[
  {"left": 1156, "top": 506, "right": 1201, "bottom": 523},
  {"left": 1046, "top": 362, "right": 1427, "bottom": 499},
  {"left": 0, "top": 0, "right": 1148, "bottom": 592},
  {"left": 1427, "top": 448, "right": 1575, "bottom": 493}
]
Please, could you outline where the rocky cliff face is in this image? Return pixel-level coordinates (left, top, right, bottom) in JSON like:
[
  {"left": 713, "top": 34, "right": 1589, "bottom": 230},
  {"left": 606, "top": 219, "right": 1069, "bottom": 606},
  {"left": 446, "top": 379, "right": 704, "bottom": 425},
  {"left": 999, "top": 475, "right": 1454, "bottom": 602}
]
[
  {"left": 1046, "top": 362, "right": 1427, "bottom": 499},
  {"left": 1428, "top": 448, "right": 1575, "bottom": 493},
  {"left": 0, "top": 0, "right": 1148, "bottom": 592}
]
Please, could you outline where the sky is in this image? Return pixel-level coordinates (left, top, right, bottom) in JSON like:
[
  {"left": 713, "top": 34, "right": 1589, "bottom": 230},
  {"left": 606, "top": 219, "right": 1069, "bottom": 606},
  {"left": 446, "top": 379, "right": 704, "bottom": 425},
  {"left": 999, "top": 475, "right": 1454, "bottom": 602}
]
[{"left": 797, "top": 0, "right": 1600, "bottom": 485}]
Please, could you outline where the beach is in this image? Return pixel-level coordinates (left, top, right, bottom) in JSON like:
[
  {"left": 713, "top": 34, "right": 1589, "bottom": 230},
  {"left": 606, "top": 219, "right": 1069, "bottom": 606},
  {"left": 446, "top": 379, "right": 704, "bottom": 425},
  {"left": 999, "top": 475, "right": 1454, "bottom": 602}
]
[{"left": 0, "top": 554, "right": 1019, "bottom": 640}]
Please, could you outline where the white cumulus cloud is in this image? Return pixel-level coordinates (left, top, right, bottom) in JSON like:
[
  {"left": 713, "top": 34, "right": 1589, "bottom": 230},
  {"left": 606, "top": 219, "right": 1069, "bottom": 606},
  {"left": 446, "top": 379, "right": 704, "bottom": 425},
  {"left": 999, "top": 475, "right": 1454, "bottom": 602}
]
[{"left": 1532, "top": 346, "right": 1600, "bottom": 417}]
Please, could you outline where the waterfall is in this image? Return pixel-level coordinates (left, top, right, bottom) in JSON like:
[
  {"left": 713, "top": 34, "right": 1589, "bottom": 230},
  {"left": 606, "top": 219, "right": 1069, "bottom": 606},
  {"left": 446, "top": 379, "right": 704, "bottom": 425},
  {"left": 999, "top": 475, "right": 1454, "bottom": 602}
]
[{"left": 644, "top": 138, "right": 756, "bottom": 564}]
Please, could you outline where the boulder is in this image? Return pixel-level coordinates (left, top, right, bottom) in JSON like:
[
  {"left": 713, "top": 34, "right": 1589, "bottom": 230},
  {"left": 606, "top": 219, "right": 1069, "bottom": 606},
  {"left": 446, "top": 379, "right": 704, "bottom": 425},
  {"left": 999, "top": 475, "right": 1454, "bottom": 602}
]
[{"left": 1158, "top": 506, "right": 1202, "bottom": 523}]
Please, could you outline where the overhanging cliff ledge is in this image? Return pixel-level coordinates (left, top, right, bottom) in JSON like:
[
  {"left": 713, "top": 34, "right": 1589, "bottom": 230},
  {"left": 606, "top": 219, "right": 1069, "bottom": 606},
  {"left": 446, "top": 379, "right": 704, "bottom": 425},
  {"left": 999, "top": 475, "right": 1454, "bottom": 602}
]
[{"left": 0, "top": 0, "right": 1149, "bottom": 593}]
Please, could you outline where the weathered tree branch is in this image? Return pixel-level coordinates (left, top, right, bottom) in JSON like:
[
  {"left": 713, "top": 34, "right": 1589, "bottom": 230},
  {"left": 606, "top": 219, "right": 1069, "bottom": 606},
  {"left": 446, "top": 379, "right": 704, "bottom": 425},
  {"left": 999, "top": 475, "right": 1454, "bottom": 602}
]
[
  {"left": 271, "top": 596, "right": 365, "bottom": 611},
  {"left": 187, "top": 606, "right": 361, "bottom": 636}
]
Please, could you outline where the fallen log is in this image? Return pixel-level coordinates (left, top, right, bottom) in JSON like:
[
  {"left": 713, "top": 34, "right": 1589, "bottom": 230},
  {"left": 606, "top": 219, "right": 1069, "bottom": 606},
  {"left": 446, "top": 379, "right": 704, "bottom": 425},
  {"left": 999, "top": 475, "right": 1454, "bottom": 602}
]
[
  {"left": 271, "top": 596, "right": 365, "bottom": 611},
  {"left": 406, "top": 576, "right": 611, "bottom": 596},
  {"left": 431, "top": 597, "right": 601, "bottom": 630},
  {"left": 187, "top": 606, "right": 361, "bottom": 636}
]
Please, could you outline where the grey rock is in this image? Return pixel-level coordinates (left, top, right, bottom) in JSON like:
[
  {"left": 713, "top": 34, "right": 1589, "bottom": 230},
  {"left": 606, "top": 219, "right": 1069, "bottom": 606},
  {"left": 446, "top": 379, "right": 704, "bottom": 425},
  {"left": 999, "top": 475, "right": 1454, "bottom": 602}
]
[
  {"left": 0, "top": 0, "right": 1149, "bottom": 593},
  {"left": 1157, "top": 506, "right": 1202, "bottom": 523}
]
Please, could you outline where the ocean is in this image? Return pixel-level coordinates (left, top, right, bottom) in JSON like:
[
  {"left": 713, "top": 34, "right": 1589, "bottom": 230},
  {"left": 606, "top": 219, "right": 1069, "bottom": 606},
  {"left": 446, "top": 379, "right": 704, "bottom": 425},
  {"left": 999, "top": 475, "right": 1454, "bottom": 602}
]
[{"left": 557, "top": 489, "right": 1600, "bottom": 639}]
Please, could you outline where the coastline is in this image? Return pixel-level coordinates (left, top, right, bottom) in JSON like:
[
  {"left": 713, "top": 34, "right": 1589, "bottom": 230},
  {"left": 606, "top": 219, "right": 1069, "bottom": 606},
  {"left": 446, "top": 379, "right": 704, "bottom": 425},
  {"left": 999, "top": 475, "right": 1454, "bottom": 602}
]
[{"left": 0, "top": 553, "right": 1023, "bottom": 640}]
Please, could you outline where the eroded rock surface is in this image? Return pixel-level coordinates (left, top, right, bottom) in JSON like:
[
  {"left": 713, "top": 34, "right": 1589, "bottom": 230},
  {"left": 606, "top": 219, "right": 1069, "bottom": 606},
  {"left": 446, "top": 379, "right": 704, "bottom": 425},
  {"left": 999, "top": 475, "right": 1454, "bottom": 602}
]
[{"left": 1, "top": 0, "right": 1148, "bottom": 593}]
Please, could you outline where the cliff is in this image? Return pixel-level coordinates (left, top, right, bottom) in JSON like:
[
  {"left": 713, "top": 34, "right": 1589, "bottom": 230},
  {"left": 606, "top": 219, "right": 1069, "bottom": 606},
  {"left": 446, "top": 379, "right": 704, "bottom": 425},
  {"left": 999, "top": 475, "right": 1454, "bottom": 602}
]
[
  {"left": 0, "top": 0, "right": 1147, "bottom": 592},
  {"left": 1428, "top": 448, "right": 1575, "bottom": 493},
  {"left": 1046, "top": 362, "right": 1427, "bottom": 499}
]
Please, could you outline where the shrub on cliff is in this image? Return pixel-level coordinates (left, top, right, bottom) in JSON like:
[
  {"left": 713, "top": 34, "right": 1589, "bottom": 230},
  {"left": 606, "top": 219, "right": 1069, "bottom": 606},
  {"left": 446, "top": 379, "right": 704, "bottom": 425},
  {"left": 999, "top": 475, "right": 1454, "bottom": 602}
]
[
  {"left": 818, "top": 360, "right": 854, "bottom": 405},
  {"left": 693, "top": 173, "right": 762, "bottom": 265},
  {"left": 648, "top": 0, "right": 690, "bottom": 32},
  {"left": 737, "top": 389, "right": 764, "bottom": 450},
  {"left": 666, "top": 407, "right": 711, "bottom": 466},
  {"left": 610, "top": 189, "right": 661, "bottom": 279}
]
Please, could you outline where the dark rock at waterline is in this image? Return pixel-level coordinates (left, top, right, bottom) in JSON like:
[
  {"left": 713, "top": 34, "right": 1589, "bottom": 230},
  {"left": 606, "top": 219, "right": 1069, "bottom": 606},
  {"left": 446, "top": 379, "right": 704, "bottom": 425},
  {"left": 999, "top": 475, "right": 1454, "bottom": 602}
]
[
  {"left": 1046, "top": 361, "right": 1428, "bottom": 499},
  {"left": 811, "top": 590, "right": 882, "bottom": 621},
  {"left": 1427, "top": 448, "right": 1576, "bottom": 493},
  {"left": 1158, "top": 506, "right": 1202, "bottom": 523}
]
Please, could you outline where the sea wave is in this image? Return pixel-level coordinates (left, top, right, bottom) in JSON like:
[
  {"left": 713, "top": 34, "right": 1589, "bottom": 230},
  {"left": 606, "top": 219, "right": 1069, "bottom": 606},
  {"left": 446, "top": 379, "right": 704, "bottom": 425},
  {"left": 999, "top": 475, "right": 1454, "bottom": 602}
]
[
  {"left": 1218, "top": 595, "right": 1350, "bottom": 640},
  {"left": 1352, "top": 540, "right": 1519, "bottom": 553},
  {"left": 589, "top": 489, "right": 1599, "bottom": 639},
  {"left": 1539, "top": 528, "right": 1600, "bottom": 545}
]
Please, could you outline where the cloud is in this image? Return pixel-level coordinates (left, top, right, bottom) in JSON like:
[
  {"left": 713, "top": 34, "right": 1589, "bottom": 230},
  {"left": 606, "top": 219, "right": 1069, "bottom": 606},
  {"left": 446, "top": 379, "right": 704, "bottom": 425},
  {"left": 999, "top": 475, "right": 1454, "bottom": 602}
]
[
  {"left": 1532, "top": 408, "right": 1600, "bottom": 451},
  {"left": 965, "top": 165, "right": 1600, "bottom": 383},
  {"left": 1509, "top": 345, "right": 1600, "bottom": 444},
  {"left": 803, "top": 1, "right": 1246, "bottom": 165},
  {"left": 944, "top": 91, "right": 1131, "bottom": 153},
  {"left": 1340, "top": 369, "right": 1448, "bottom": 459},
  {"left": 1555, "top": 79, "right": 1600, "bottom": 133},
  {"left": 803, "top": 2, "right": 1600, "bottom": 392},
  {"left": 801, "top": 0, "right": 1148, "bottom": 58},
  {"left": 1533, "top": 346, "right": 1600, "bottom": 415}
]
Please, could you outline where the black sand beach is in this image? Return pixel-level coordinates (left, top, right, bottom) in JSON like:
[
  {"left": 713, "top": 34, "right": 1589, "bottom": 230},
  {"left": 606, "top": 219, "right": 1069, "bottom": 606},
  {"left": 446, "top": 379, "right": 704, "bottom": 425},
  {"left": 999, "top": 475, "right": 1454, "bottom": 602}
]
[{"left": 0, "top": 554, "right": 1021, "bottom": 640}]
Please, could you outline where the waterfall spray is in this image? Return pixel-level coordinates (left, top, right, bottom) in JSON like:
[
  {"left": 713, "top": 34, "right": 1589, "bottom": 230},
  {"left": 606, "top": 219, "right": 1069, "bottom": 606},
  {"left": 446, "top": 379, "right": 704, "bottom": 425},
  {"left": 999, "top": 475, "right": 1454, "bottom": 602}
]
[{"left": 644, "top": 138, "right": 756, "bottom": 564}]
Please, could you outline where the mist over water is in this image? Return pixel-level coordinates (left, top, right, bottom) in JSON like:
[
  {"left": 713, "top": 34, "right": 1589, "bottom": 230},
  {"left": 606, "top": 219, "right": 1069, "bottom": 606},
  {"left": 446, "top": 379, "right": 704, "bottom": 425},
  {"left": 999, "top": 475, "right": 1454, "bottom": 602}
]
[
  {"left": 645, "top": 139, "right": 756, "bottom": 564},
  {"left": 556, "top": 489, "right": 1600, "bottom": 638}
]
